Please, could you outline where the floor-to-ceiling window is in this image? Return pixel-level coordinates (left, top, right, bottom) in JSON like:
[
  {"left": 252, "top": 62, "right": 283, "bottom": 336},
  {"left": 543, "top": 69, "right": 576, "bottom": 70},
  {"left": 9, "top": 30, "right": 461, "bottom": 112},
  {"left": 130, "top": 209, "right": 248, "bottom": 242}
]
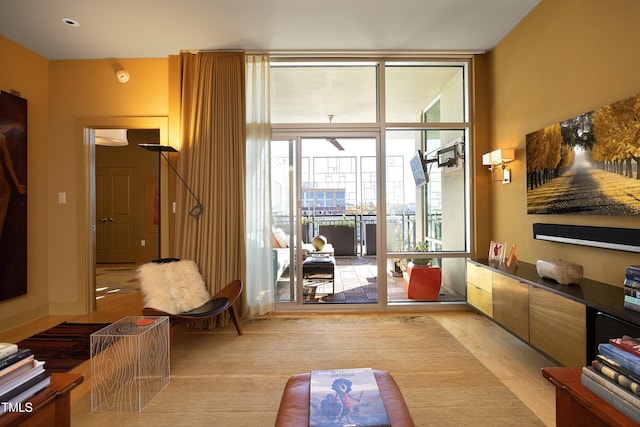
[{"left": 270, "top": 58, "right": 471, "bottom": 309}]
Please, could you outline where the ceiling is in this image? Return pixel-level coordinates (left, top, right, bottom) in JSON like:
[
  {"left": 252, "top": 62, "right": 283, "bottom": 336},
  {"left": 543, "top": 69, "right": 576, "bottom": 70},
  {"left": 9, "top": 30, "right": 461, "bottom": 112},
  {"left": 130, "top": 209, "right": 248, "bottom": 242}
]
[{"left": 0, "top": 0, "right": 540, "bottom": 60}]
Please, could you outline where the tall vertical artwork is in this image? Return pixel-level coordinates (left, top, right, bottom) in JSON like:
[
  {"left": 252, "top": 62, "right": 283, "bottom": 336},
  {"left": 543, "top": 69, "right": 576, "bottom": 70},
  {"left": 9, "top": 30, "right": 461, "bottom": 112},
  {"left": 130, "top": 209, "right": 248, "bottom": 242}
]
[
  {"left": 0, "top": 91, "right": 27, "bottom": 300},
  {"left": 527, "top": 92, "right": 640, "bottom": 215}
]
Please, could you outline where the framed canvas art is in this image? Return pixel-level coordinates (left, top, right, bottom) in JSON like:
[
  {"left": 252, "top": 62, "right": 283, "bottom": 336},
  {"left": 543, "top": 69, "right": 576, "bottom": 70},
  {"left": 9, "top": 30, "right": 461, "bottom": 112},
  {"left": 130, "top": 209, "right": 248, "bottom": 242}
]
[
  {"left": 526, "top": 92, "right": 640, "bottom": 215},
  {"left": 0, "top": 91, "right": 27, "bottom": 301}
]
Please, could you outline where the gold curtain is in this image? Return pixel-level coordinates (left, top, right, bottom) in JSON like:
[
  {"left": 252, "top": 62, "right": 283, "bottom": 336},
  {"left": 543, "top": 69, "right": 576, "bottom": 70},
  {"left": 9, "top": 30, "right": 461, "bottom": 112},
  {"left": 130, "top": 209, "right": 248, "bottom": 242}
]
[{"left": 177, "top": 51, "right": 247, "bottom": 325}]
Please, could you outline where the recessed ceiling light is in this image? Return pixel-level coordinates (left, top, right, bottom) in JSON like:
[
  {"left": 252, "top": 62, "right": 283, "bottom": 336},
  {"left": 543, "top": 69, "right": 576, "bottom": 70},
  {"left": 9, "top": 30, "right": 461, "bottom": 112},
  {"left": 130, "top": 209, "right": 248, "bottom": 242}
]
[{"left": 61, "top": 17, "right": 80, "bottom": 27}]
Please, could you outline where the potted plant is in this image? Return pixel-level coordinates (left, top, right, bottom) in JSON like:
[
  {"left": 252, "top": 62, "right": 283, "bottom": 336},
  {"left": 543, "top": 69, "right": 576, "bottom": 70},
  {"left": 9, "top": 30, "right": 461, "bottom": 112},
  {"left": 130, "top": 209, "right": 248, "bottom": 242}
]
[{"left": 318, "top": 215, "right": 356, "bottom": 256}]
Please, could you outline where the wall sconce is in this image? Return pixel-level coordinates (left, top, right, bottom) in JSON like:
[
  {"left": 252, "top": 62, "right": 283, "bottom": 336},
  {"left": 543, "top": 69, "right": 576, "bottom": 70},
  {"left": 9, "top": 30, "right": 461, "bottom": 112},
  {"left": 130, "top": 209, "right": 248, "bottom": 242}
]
[{"left": 482, "top": 148, "right": 515, "bottom": 184}]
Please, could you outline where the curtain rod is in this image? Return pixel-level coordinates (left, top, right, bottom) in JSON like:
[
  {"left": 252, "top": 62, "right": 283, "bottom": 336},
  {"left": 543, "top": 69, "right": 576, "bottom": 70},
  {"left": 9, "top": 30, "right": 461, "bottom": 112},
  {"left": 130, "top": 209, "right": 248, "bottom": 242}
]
[
  {"left": 247, "top": 49, "right": 484, "bottom": 58},
  {"left": 180, "top": 49, "right": 484, "bottom": 58},
  {"left": 180, "top": 49, "right": 245, "bottom": 54}
]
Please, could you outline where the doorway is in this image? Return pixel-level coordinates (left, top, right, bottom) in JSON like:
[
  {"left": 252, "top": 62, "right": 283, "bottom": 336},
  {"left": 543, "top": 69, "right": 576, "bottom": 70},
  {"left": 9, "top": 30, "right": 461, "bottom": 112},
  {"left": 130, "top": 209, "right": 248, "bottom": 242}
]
[
  {"left": 81, "top": 117, "right": 169, "bottom": 312},
  {"left": 271, "top": 134, "right": 384, "bottom": 306}
]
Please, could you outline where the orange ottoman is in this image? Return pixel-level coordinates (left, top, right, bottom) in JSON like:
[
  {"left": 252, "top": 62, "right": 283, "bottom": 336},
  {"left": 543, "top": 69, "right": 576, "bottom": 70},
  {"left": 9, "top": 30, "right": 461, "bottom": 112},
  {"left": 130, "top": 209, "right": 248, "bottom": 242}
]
[{"left": 275, "top": 370, "right": 415, "bottom": 426}]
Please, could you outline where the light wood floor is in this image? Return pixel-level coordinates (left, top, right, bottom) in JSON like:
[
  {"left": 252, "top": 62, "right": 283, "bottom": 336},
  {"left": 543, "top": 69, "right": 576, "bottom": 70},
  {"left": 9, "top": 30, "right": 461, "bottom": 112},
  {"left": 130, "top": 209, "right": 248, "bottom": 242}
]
[{"left": 0, "top": 292, "right": 558, "bottom": 426}]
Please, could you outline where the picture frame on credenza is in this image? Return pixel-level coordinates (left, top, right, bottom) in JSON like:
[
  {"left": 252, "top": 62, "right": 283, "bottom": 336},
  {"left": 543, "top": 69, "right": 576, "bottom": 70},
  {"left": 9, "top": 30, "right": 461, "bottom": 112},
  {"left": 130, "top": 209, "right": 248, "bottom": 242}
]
[{"left": 488, "top": 241, "right": 507, "bottom": 263}]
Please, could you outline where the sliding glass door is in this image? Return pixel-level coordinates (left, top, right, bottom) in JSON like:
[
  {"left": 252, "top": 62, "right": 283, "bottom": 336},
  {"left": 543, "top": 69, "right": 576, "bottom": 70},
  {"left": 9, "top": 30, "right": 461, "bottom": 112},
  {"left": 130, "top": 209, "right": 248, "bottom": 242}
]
[
  {"left": 271, "top": 135, "right": 380, "bottom": 306},
  {"left": 269, "top": 58, "right": 471, "bottom": 309}
]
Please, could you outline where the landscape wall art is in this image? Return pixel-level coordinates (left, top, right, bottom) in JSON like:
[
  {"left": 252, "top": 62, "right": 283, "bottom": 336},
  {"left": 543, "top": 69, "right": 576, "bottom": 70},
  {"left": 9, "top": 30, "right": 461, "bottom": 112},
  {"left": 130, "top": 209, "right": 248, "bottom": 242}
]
[
  {"left": 0, "top": 91, "right": 27, "bottom": 301},
  {"left": 526, "top": 92, "right": 640, "bottom": 215}
]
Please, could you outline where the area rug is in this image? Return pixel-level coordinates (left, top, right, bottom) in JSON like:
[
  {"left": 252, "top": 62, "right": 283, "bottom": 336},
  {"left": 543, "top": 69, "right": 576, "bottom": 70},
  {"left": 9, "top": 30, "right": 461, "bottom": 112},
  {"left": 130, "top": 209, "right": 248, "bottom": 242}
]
[
  {"left": 70, "top": 316, "right": 545, "bottom": 426},
  {"left": 17, "top": 322, "right": 110, "bottom": 373}
]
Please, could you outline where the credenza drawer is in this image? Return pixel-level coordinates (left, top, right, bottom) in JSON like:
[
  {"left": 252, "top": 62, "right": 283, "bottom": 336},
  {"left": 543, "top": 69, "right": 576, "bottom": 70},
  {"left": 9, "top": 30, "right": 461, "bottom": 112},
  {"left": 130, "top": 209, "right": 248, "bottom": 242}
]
[
  {"left": 467, "top": 262, "right": 492, "bottom": 293},
  {"left": 467, "top": 283, "right": 493, "bottom": 317}
]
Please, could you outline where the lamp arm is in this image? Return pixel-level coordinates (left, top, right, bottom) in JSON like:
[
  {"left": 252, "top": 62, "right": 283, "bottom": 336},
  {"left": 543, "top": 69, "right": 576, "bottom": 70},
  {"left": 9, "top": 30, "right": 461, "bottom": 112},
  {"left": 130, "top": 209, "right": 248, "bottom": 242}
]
[{"left": 160, "top": 152, "right": 202, "bottom": 205}]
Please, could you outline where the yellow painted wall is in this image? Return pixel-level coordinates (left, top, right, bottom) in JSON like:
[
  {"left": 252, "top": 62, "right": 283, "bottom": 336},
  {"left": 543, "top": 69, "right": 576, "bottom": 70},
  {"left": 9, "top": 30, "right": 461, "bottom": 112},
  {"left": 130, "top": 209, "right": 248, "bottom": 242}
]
[
  {"left": 0, "top": 36, "right": 170, "bottom": 331},
  {"left": 489, "top": 0, "right": 640, "bottom": 285},
  {"left": 0, "top": 36, "right": 51, "bottom": 330},
  {"left": 47, "top": 58, "right": 169, "bottom": 315}
]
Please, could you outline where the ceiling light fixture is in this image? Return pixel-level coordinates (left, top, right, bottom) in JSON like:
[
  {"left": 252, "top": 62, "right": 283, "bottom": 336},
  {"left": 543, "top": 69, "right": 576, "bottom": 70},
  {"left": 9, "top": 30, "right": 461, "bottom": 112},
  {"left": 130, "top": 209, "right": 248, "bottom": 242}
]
[
  {"left": 95, "top": 129, "right": 128, "bottom": 147},
  {"left": 61, "top": 17, "right": 80, "bottom": 27}
]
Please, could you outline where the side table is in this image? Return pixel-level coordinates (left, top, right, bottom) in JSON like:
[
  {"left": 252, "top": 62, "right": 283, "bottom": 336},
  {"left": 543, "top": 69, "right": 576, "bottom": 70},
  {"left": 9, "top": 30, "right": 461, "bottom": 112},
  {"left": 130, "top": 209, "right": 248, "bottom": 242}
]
[
  {"left": 542, "top": 367, "right": 638, "bottom": 427},
  {"left": 0, "top": 372, "right": 83, "bottom": 427},
  {"left": 90, "top": 316, "right": 170, "bottom": 412}
]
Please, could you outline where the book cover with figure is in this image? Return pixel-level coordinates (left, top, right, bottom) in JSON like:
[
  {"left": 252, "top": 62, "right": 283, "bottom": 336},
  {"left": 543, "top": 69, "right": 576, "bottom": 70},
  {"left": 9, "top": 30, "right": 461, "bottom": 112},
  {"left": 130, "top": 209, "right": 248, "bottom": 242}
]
[{"left": 309, "top": 368, "right": 390, "bottom": 427}]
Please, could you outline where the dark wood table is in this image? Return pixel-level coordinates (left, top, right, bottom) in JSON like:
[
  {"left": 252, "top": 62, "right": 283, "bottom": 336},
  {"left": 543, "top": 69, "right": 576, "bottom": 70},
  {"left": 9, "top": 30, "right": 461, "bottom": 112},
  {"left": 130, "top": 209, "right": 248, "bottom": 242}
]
[
  {"left": 542, "top": 367, "right": 637, "bottom": 427},
  {"left": 0, "top": 372, "right": 83, "bottom": 427}
]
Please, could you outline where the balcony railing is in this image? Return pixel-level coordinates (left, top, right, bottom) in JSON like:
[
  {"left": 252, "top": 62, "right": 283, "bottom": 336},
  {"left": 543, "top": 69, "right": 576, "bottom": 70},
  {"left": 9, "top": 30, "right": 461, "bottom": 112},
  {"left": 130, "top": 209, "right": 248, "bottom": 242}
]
[{"left": 272, "top": 213, "right": 443, "bottom": 256}]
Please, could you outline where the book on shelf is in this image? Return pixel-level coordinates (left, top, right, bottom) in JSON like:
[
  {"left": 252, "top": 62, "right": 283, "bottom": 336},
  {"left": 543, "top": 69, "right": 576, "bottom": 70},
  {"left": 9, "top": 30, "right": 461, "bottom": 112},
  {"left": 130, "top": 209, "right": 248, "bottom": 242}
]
[
  {"left": 593, "top": 359, "right": 640, "bottom": 395},
  {"left": 599, "top": 343, "right": 640, "bottom": 377},
  {"left": 624, "top": 298, "right": 640, "bottom": 313},
  {"left": 623, "top": 290, "right": 640, "bottom": 312},
  {"left": 610, "top": 336, "right": 640, "bottom": 358},
  {"left": 309, "top": 368, "right": 390, "bottom": 427},
  {"left": 596, "top": 354, "right": 640, "bottom": 385},
  {"left": 0, "top": 348, "right": 31, "bottom": 371},
  {"left": 0, "top": 369, "right": 49, "bottom": 405},
  {"left": 581, "top": 368, "right": 640, "bottom": 423},
  {"left": 582, "top": 366, "right": 640, "bottom": 407},
  {"left": 624, "top": 286, "right": 640, "bottom": 297},
  {"left": 624, "top": 279, "right": 640, "bottom": 289},
  {"left": 0, "top": 373, "right": 51, "bottom": 416},
  {"left": 0, "top": 343, "right": 18, "bottom": 360},
  {"left": 626, "top": 266, "right": 640, "bottom": 282},
  {"left": 0, "top": 356, "right": 36, "bottom": 388},
  {"left": 0, "top": 360, "right": 45, "bottom": 400}
]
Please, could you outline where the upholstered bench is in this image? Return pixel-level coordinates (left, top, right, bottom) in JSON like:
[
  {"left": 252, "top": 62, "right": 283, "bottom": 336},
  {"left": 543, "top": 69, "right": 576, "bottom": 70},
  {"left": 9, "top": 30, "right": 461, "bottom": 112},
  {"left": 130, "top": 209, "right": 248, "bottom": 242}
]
[
  {"left": 274, "top": 370, "right": 415, "bottom": 427},
  {"left": 302, "top": 255, "right": 335, "bottom": 278}
]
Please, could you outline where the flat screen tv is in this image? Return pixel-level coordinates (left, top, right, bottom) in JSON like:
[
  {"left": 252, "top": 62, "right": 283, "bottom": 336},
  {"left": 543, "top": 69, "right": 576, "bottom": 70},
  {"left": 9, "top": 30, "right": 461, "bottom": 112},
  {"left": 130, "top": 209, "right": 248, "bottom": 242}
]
[{"left": 409, "top": 150, "right": 428, "bottom": 187}]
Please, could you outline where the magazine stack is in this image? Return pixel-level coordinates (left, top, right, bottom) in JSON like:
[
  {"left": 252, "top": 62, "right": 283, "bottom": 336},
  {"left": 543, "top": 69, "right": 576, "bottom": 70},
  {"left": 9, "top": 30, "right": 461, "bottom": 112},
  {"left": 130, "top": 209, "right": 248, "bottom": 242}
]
[
  {"left": 623, "top": 265, "right": 640, "bottom": 312},
  {"left": 0, "top": 342, "right": 50, "bottom": 416},
  {"left": 582, "top": 336, "right": 640, "bottom": 423}
]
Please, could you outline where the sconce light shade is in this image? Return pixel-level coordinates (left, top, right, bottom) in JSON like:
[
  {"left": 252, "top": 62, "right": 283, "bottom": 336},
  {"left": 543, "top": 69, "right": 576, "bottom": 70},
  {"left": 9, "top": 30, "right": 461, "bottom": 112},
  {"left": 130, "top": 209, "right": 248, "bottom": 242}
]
[
  {"left": 482, "top": 148, "right": 515, "bottom": 165},
  {"left": 95, "top": 129, "right": 128, "bottom": 146}
]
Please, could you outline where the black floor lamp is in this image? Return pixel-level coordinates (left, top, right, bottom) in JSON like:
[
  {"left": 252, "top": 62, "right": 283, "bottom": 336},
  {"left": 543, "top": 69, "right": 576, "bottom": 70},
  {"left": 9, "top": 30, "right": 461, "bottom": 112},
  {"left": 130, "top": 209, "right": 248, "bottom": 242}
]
[{"left": 139, "top": 144, "right": 203, "bottom": 259}]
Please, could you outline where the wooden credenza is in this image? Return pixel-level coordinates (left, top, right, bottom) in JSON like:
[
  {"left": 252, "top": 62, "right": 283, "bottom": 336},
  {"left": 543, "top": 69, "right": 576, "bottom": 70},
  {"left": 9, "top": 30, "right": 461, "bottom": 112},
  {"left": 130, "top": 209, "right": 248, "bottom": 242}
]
[
  {"left": 0, "top": 372, "right": 83, "bottom": 427},
  {"left": 542, "top": 367, "right": 637, "bottom": 427},
  {"left": 466, "top": 259, "right": 640, "bottom": 366}
]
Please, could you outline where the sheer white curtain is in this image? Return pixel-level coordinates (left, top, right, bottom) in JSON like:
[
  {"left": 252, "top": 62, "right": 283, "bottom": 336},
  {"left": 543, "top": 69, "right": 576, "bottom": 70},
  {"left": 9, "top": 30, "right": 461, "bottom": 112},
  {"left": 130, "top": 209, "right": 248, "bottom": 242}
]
[{"left": 245, "top": 54, "right": 274, "bottom": 315}]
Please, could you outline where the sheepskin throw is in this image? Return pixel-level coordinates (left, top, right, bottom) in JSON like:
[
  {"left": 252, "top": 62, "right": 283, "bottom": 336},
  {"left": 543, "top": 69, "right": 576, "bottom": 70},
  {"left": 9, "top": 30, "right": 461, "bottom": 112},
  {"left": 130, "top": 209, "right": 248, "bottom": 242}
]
[{"left": 137, "top": 259, "right": 211, "bottom": 314}]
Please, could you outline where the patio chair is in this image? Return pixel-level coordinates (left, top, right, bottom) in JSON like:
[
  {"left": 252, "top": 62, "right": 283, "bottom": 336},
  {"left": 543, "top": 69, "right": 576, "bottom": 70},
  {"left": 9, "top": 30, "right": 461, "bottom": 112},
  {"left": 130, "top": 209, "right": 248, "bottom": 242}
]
[{"left": 138, "top": 258, "right": 243, "bottom": 335}]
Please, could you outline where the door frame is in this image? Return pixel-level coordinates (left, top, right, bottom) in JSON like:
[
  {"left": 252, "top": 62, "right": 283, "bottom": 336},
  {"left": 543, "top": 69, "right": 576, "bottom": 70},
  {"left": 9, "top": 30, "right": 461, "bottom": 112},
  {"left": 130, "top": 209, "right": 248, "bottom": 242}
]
[
  {"left": 271, "top": 128, "right": 386, "bottom": 310},
  {"left": 78, "top": 116, "right": 169, "bottom": 313}
]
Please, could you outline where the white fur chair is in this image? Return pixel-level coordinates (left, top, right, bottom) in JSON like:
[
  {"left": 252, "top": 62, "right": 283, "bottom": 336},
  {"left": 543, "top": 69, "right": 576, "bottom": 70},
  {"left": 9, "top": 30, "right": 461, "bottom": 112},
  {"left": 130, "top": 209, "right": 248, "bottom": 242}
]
[{"left": 137, "top": 258, "right": 243, "bottom": 335}]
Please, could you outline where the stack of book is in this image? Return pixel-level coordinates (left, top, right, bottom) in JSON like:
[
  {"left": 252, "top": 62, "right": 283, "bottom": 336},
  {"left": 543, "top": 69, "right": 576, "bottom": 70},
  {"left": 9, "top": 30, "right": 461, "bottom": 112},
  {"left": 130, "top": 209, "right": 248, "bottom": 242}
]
[
  {"left": 623, "top": 265, "right": 640, "bottom": 312},
  {"left": 0, "top": 342, "right": 51, "bottom": 416},
  {"left": 582, "top": 336, "right": 640, "bottom": 423}
]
